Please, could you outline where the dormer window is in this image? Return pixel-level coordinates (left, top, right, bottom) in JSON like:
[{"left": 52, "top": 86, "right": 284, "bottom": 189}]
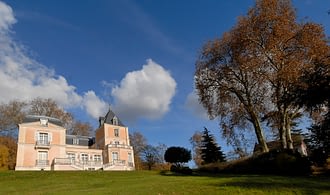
[
  {"left": 40, "top": 118, "right": 48, "bottom": 126},
  {"left": 112, "top": 116, "right": 118, "bottom": 125},
  {"left": 73, "top": 138, "right": 79, "bottom": 145}
]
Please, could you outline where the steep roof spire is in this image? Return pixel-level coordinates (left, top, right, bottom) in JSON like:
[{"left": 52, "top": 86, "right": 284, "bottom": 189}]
[{"left": 99, "top": 107, "right": 124, "bottom": 127}]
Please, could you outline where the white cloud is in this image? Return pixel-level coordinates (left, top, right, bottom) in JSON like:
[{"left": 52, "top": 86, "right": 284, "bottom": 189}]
[
  {"left": 83, "top": 91, "right": 108, "bottom": 119},
  {"left": 185, "top": 90, "right": 208, "bottom": 119},
  {"left": 111, "top": 59, "right": 176, "bottom": 121},
  {"left": 0, "top": 1, "right": 16, "bottom": 32},
  {"left": 0, "top": 1, "right": 107, "bottom": 119}
]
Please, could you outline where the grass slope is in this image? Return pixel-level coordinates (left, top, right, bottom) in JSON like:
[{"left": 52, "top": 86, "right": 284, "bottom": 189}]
[{"left": 0, "top": 171, "right": 329, "bottom": 194}]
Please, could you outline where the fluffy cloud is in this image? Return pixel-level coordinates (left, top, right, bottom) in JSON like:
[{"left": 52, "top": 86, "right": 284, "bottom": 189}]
[
  {"left": 0, "top": 1, "right": 107, "bottom": 119},
  {"left": 111, "top": 59, "right": 176, "bottom": 121},
  {"left": 185, "top": 90, "right": 208, "bottom": 119},
  {"left": 82, "top": 91, "right": 108, "bottom": 119},
  {"left": 0, "top": 1, "right": 16, "bottom": 32}
]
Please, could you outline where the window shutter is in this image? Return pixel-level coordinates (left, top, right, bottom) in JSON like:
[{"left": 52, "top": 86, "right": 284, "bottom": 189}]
[
  {"left": 35, "top": 132, "right": 39, "bottom": 141},
  {"left": 49, "top": 133, "right": 52, "bottom": 143}
]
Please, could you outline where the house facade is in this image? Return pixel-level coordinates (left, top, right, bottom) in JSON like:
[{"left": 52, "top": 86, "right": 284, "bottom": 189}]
[
  {"left": 15, "top": 109, "right": 135, "bottom": 171},
  {"left": 253, "top": 134, "right": 308, "bottom": 156}
]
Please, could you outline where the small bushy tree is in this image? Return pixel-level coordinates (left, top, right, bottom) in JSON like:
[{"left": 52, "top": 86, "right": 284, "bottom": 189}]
[{"left": 164, "top": 146, "right": 191, "bottom": 167}]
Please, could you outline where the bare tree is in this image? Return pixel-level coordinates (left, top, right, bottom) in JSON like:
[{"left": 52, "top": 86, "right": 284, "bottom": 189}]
[
  {"left": 70, "top": 121, "right": 93, "bottom": 136},
  {"left": 140, "top": 145, "right": 163, "bottom": 170},
  {"left": 29, "top": 98, "right": 73, "bottom": 128},
  {"left": 129, "top": 131, "right": 147, "bottom": 170},
  {"left": 190, "top": 131, "right": 203, "bottom": 167},
  {"left": 0, "top": 100, "right": 26, "bottom": 133}
]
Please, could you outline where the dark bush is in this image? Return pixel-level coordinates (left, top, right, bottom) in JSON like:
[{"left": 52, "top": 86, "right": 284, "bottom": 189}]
[
  {"left": 170, "top": 165, "right": 193, "bottom": 175},
  {"left": 199, "top": 150, "right": 311, "bottom": 176}
]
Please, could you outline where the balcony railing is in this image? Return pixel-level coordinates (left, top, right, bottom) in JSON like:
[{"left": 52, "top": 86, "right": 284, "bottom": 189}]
[
  {"left": 107, "top": 144, "right": 133, "bottom": 149},
  {"left": 35, "top": 140, "right": 50, "bottom": 148},
  {"left": 36, "top": 160, "right": 49, "bottom": 166},
  {"left": 53, "top": 158, "right": 72, "bottom": 165},
  {"left": 113, "top": 160, "right": 126, "bottom": 166},
  {"left": 53, "top": 158, "right": 103, "bottom": 170}
]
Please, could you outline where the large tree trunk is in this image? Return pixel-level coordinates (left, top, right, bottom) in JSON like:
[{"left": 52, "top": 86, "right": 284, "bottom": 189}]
[
  {"left": 279, "top": 122, "right": 287, "bottom": 149},
  {"left": 279, "top": 107, "right": 294, "bottom": 150},
  {"left": 285, "top": 114, "right": 293, "bottom": 150},
  {"left": 250, "top": 110, "right": 269, "bottom": 153}
]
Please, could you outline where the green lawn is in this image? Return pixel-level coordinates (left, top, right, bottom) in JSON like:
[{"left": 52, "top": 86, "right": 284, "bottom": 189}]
[{"left": 0, "top": 171, "right": 329, "bottom": 194}]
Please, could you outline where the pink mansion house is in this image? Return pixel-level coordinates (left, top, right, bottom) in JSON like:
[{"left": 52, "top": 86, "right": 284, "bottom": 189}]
[{"left": 15, "top": 109, "right": 135, "bottom": 171}]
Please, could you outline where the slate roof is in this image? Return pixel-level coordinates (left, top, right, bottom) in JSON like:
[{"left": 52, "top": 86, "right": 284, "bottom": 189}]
[
  {"left": 23, "top": 115, "right": 63, "bottom": 127},
  {"left": 66, "top": 134, "right": 94, "bottom": 146},
  {"left": 99, "top": 108, "right": 124, "bottom": 127}
]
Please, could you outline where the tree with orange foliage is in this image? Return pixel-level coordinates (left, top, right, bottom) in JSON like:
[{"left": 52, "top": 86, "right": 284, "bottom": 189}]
[
  {"left": 195, "top": 0, "right": 330, "bottom": 152},
  {"left": 0, "top": 136, "right": 17, "bottom": 170}
]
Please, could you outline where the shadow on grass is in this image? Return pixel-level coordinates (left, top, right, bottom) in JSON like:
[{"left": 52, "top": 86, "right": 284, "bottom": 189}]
[
  {"left": 208, "top": 175, "right": 330, "bottom": 194},
  {"left": 159, "top": 170, "right": 330, "bottom": 194},
  {"left": 159, "top": 170, "right": 268, "bottom": 178},
  {"left": 159, "top": 170, "right": 194, "bottom": 177}
]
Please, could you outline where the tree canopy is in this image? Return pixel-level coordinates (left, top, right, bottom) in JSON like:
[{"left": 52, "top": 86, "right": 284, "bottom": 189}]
[
  {"left": 164, "top": 146, "right": 191, "bottom": 166},
  {"left": 195, "top": 0, "right": 330, "bottom": 152},
  {"left": 0, "top": 98, "right": 91, "bottom": 136}
]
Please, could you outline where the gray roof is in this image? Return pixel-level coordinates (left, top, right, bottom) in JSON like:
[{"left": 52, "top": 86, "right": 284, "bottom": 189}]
[
  {"left": 99, "top": 108, "right": 125, "bottom": 127},
  {"left": 23, "top": 115, "right": 63, "bottom": 127},
  {"left": 66, "top": 135, "right": 94, "bottom": 146}
]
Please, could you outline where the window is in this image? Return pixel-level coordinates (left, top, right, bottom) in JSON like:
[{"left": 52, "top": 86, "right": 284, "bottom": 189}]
[
  {"left": 113, "top": 116, "right": 118, "bottom": 125},
  {"left": 81, "top": 153, "right": 88, "bottom": 162},
  {"left": 37, "top": 151, "right": 48, "bottom": 166},
  {"left": 94, "top": 155, "right": 101, "bottom": 162},
  {"left": 128, "top": 153, "right": 132, "bottom": 163},
  {"left": 67, "top": 153, "right": 75, "bottom": 162},
  {"left": 112, "top": 152, "right": 119, "bottom": 161},
  {"left": 114, "top": 141, "right": 120, "bottom": 145},
  {"left": 128, "top": 152, "right": 133, "bottom": 167},
  {"left": 114, "top": 129, "right": 119, "bottom": 137},
  {"left": 38, "top": 133, "right": 49, "bottom": 145},
  {"left": 73, "top": 138, "right": 79, "bottom": 145}
]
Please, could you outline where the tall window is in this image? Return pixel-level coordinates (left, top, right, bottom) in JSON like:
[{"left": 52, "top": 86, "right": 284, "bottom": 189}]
[
  {"left": 128, "top": 152, "right": 133, "bottom": 167},
  {"left": 67, "top": 153, "right": 75, "bottom": 162},
  {"left": 38, "top": 133, "right": 49, "bottom": 145},
  {"left": 114, "top": 129, "right": 119, "bottom": 137},
  {"left": 112, "top": 152, "right": 119, "bottom": 162},
  {"left": 37, "top": 151, "right": 48, "bottom": 165}
]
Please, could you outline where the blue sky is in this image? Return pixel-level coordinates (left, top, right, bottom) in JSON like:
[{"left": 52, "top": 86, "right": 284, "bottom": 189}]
[{"left": 1, "top": 0, "right": 329, "bottom": 156}]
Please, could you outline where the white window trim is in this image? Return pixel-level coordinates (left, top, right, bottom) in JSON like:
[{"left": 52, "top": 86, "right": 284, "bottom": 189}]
[{"left": 35, "top": 132, "right": 52, "bottom": 144}]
